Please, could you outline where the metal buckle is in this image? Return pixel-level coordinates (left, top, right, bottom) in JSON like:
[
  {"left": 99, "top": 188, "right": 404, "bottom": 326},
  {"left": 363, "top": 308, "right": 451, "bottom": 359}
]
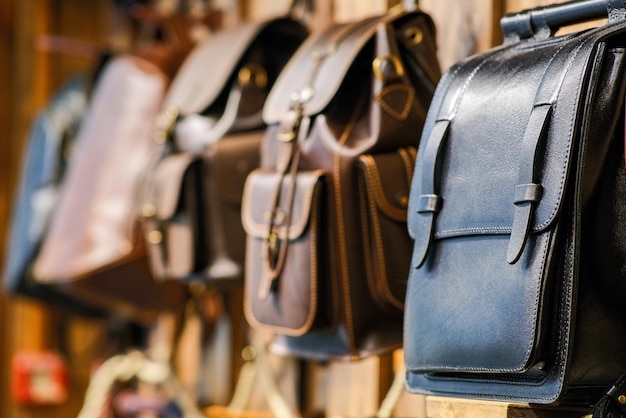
[{"left": 372, "top": 54, "right": 406, "bottom": 82}]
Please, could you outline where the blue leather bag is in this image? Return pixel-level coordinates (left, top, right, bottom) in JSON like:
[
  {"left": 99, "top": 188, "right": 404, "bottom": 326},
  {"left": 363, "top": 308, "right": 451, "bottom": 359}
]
[
  {"left": 2, "top": 76, "right": 101, "bottom": 314},
  {"left": 405, "top": 0, "right": 626, "bottom": 409}
]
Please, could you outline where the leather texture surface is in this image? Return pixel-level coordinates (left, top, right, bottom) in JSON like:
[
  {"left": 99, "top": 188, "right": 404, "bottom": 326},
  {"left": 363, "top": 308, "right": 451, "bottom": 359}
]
[
  {"left": 246, "top": 9, "right": 441, "bottom": 360},
  {"left": 405, "top": 7, "right": 626, "bottom": 405}
]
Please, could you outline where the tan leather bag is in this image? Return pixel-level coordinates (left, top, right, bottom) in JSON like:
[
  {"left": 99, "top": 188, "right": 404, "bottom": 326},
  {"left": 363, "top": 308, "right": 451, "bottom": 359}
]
[
  {"left": 139, "top": 17, "right": 308, "bottom": 283},
  {"left": 241, "top": 9, "right": 441, "bottom": 360},
  {"left": 33, "top": 56, "right": 186, "bottom": 323}
]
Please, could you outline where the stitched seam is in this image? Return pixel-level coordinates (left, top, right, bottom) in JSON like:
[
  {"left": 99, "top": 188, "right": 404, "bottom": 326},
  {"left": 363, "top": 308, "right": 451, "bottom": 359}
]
[
  {"left": 360, "top": 155, "right": 407, "bottom": 220},
  {"left": 399, "top": 146, "right": 417, "bottom": 184},
  {"left": 435, "top": 226, "right": 511, "bottom": 238},
  {"left": 368, "top": 172, "right": 403, "bottom": 310},
  {"left": 241, "top": 170, "right": 325, "bottom": 239},
  {"left": 535, "top": 38, "right": 586, "bottom": 231},
  {"left": 358, "top": 175, "right": 384, "bottom": 309},
  {"left": 285, "top": 169, "right": 326, "bottom": 240},
  {"left": 449, "top": 57, "right": 492, "bottom": 119},
  {"left": 360, "top": 154, "right": 404, "bottom": 309},
  {"left": 375, "top": 85, "right": 415, "bottom": 121},
  {"left": 334, "top": 118, "right": 360, "bottom": 352}
]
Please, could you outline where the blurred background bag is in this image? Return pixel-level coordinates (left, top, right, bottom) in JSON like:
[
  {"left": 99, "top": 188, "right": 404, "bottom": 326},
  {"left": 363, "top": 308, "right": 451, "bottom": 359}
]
[
  {"left": 139, "top": 16, "right": 308, "bottom": 284},
  {"left": 32, "top": 51, "right": 188, "bottom": 323},
  {"left": 1, "top": 75, "right": 106, "bottom": 315}
]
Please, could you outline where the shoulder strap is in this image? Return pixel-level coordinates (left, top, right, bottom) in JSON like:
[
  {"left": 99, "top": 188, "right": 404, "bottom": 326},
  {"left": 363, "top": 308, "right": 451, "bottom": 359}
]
[{"left": 591, "top": 373, "right": 626, "bottom": 418}]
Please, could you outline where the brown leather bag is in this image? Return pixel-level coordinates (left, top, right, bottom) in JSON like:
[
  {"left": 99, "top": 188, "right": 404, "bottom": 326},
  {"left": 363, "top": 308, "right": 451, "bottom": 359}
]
[
  {"left": 241, "top": 8, "right": 441, "bottom": 359},
  {"left": 139, "top": 18, "right": 308, "bottom": 283}
]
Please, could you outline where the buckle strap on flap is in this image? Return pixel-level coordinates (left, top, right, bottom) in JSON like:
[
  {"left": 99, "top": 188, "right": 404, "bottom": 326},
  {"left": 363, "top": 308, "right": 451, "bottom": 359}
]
[
  {"left": 507, "top": 103, "right": 552, "bottom": 264},
  {"left": 413, "top": 119, "right": 449, "bottom": 268},
  {"left": 259, "top": 140, "right": 301, "bottom": 299},
  {"left": 507, "top": 38, "right": 582, "bottom": 264}
]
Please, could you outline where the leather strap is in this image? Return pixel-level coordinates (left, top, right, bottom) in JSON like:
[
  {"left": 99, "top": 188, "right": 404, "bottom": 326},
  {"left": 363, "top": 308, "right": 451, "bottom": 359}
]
[
  {"left": 506, "top": 104, "right": 550, "bottom": 264},
  {"left": 413, "top": 119, "right": 449, "bottom": 268},
  {"left": 507, "top": 43, "right": 583, "bottom": 264},
  {"left": 591, "top": 373, "right": 626, "bottom": 418},
  {"left": 412, "top": 44, "right": 511, "bottom": 267},
  {"left": 260, "top": 138, "right": 302, "bottom": 298}
]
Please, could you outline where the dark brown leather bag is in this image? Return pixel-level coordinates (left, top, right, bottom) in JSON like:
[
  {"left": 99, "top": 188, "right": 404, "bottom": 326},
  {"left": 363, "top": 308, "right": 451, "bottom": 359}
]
[
  {"left": 241, "top": 8, "right": 440, "bottom": 360},
  {"left": 139, "top": 18, "right": 308, "bottom": 283}
]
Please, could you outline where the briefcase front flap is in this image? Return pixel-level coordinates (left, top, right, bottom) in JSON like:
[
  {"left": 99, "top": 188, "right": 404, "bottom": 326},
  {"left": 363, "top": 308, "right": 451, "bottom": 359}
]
[
  {"left": 242, "top": 170, "right": 324, "bottom": 241},
  {"left": 213, "top": 131, "right": 262, "bottom": 206},
  {"left": 408, "top": 34, "right": 602, "bottom": 255},
  {"left": 147, "top": 152, "right": 202, "bottom": 220},
  {"left": 263, "top": 10, "right": 435, "bottom": 123},
  {"left": 165, "top": 18, "right": 308, "bottom": 116}
]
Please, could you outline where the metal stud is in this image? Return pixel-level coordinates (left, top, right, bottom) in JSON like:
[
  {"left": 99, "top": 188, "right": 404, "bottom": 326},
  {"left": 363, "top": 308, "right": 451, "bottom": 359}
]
[{"left": 147, "top": 230, "right": 163, "bottom": 244}]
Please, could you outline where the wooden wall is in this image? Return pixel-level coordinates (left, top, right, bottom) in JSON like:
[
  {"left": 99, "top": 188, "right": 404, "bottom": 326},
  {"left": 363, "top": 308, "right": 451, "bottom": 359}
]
[{"left": 0, "top": 0, "right": 601, "bottom": 417}]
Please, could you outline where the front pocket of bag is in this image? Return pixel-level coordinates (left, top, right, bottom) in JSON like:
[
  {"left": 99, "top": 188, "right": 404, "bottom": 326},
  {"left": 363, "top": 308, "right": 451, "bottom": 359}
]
[
  {"left": 356, "top": 147, "right": 416, "bottom": 311},
  {"left": 241, "top": 169, "right": 332, "bottom": 336}
]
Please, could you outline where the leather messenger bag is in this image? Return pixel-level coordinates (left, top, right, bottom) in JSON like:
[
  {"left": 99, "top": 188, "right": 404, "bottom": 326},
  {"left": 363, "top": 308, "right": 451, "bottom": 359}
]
[
  {"left": 139, "top": 17, "right": 308, "bottom": 284},
  {"left": 241, "top": 7, "right": 441, "bottom": 360},
  {"left": 404, "top": 0, "right": 626, "bottom": 410}
]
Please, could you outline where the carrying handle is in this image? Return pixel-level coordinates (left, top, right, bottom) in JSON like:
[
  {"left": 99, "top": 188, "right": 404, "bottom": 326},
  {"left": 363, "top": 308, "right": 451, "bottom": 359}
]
[{"left": 501, "top": 0, "right": 626, "bottom": 42}]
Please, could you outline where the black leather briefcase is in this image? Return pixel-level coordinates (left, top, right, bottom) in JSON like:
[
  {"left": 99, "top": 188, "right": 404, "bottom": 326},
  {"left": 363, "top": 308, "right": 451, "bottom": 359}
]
[{"left": 405, "top": 0, "right": 626, "bottom": 410}]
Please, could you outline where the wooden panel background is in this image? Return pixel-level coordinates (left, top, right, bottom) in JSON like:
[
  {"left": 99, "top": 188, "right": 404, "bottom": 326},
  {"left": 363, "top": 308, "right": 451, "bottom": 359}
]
[{"left": 0, "top": 0, "right": 599, "bottom": 417}]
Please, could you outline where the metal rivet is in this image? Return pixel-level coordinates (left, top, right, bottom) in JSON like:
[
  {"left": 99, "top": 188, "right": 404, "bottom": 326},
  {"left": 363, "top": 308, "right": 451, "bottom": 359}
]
[
  {"left": 618, "top": 394, "right": 626, "bottom": 404},
  {"left": 263, "top": 210, "right": 272, "bottom": 221},
  {"left": 405, "top": 27, "right": 423, "bottom": 45},
  {"left": 275, "top": 210, "right": 286, "bottom": 224},
  {"left": 141, "top": 203, "right": 157, "bottom": 218},
  {"left": 147, "top": 230, "right": 163, "bottom": 244},
  {"left": 396, "top": 193, "right": 409, "bottom": 208},
  {"left": 241, "top": 346, "right": 256, "bottom": 361}
]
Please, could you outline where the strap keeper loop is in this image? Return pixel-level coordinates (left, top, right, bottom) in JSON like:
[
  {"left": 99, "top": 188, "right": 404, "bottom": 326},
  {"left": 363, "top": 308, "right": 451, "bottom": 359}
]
[
  {"left": 417, "top": 194, "right": 442, "bottom": 213},
  {"left": 514, "top": 183, "right": 543, "bottom": 205}
]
